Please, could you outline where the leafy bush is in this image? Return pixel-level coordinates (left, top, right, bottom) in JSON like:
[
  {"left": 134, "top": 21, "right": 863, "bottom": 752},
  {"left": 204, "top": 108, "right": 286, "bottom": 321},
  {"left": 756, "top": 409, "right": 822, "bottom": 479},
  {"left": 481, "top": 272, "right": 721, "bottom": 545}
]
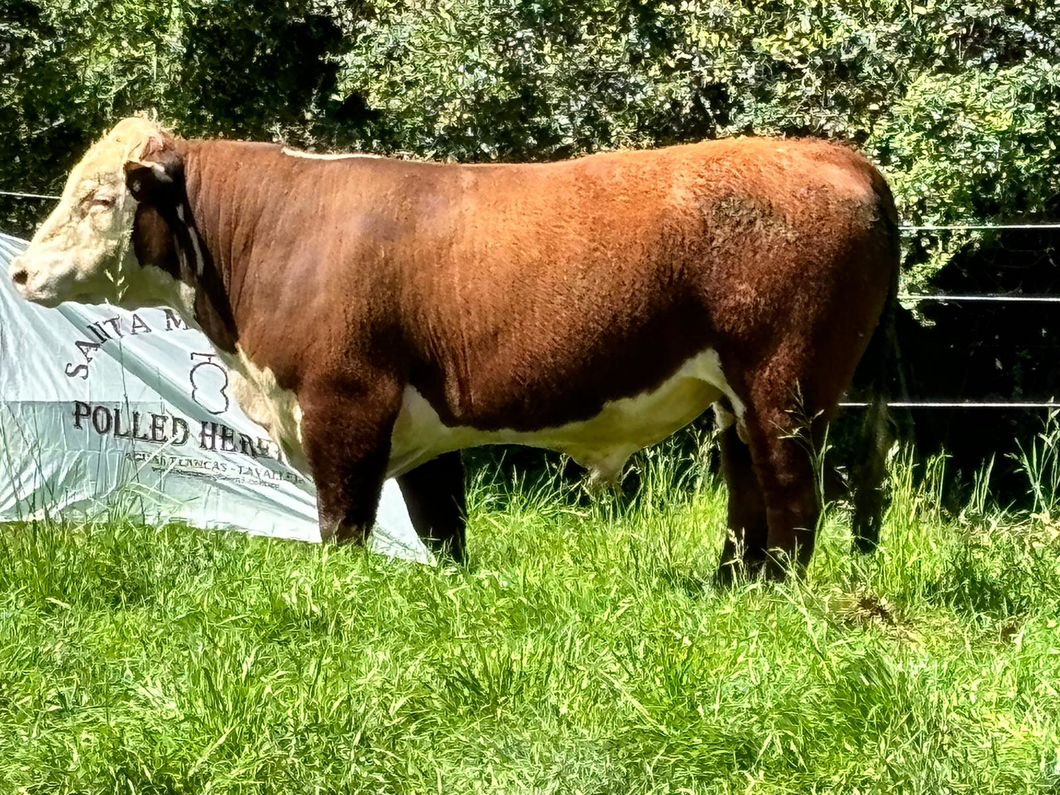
[
  {"left": 3, "top": 2, "right": 1057, "bottom": 237},
  {"left": 2, "top": 1, "right": 1058, "bottom": 478}
]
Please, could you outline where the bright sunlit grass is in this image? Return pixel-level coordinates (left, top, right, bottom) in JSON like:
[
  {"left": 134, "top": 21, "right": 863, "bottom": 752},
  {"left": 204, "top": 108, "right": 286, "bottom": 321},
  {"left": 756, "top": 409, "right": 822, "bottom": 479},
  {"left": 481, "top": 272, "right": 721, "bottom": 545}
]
[{"left": 1, "top": 438, "right": 1059, "bottom": 793}]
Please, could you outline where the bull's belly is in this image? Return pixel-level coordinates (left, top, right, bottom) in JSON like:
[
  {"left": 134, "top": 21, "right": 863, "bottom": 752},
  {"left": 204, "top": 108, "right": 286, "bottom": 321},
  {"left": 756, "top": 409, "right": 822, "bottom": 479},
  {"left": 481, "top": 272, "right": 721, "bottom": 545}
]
[
  {"left": 226, "top": 346, "right": 744, "bottom": 483},
  {"left": 387, "top": 349, "right": 742, "bottom": 481}
]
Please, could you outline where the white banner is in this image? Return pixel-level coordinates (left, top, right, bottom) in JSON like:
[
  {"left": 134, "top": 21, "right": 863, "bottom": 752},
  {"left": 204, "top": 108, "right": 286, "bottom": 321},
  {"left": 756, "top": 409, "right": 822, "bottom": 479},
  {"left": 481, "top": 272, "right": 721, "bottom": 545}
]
[{"left": 0, "top": 233, "right": 428, "bottom": 561}]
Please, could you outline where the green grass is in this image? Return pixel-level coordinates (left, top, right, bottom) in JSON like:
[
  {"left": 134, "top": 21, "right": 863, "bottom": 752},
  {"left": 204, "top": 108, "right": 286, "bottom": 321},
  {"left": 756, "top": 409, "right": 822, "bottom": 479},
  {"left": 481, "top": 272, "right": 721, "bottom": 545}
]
[{"left": 1, "top": 444, "right": 1060, "bottom": 794}]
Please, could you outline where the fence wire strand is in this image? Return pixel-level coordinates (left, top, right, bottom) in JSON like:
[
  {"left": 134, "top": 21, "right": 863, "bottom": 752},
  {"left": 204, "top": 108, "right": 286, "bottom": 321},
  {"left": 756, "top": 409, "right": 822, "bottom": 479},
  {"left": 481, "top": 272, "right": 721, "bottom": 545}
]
[
  {"left": 0, "top": 190, "right": 62, "bottom": 200},
  {"left": 841, "top": 402, "right": 1060, "bottom": 409}
]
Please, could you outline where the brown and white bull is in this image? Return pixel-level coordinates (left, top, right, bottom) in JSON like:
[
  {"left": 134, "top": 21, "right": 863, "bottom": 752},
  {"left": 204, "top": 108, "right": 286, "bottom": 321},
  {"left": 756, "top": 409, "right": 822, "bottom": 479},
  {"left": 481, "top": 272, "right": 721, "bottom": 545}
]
[{"left": 9, "top": 117, "right": 899, "bottom": 580}]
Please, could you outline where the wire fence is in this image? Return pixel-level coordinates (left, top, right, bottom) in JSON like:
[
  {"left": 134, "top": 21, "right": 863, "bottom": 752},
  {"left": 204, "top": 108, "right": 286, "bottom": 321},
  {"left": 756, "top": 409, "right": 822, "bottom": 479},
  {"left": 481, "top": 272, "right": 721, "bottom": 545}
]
[
  {"left": 901, "top": 223, "right": 1060, "bottom": 231},
  {"left": 3, "top": 189, "right": 1059, "bottom": 410},
  {"left": 0, "top": 190, "right": 63, "bottom": 200},
  {"left": 900, "top": 295, "right": 1060, "bottom": 303},
  {"left": 3, "top": 188, "right": 1059, "bottom": 232},
  {"left": 3, "top": 188, "right": 1060, "bottom": 232},
  {"left": 839, "top": 401, "right": 1060, "bottom": 408}
]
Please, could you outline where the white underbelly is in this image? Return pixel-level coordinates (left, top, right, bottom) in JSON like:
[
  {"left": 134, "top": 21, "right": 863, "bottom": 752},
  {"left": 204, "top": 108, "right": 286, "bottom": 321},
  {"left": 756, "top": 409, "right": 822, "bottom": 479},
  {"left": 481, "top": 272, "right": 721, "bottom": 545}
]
[
  {"left": 222, "top": 347, "right": 744, "bottom": 483},
  {"left": 388, "top": 348, "right": 744, "bottom": 481}
]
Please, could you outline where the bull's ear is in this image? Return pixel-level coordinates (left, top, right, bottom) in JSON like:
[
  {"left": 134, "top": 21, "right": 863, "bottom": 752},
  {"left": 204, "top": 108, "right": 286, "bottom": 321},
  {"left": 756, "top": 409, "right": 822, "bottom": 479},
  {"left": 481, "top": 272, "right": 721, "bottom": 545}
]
[{"left": 124, "top": 138, "right": 182, "bottom": 202}]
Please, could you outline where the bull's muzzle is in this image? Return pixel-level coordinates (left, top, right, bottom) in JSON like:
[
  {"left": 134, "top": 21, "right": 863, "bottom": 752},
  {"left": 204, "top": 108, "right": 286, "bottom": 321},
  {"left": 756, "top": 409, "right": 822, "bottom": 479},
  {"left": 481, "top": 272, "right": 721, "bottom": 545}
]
[
  {"left": 7, "top": 255, "right": 53, "bottom": 305},
  {"left": 8, "top": 256, "right": 29, "bottom": 295}
]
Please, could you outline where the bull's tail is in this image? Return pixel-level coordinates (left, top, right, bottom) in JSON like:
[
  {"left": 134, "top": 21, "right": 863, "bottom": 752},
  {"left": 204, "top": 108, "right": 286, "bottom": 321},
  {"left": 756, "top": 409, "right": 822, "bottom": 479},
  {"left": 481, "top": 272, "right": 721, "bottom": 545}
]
[{"left": 850, "top": 177, "right": 903, "bottom": 553}]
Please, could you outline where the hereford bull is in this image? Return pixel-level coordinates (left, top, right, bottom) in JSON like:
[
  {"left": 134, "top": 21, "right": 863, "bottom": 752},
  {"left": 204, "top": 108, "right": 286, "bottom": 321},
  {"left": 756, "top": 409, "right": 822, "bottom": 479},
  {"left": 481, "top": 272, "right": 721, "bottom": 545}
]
[{"left": 9, "top": 117, "right": 899, "bottom": 580}]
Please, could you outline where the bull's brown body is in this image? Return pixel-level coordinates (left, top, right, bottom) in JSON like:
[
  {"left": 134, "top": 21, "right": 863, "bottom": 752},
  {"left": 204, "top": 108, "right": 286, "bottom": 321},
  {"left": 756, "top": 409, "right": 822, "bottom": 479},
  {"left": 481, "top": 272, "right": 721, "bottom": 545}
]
[{"left": 11, "top": 120, "right": 900, "bottom": 578}]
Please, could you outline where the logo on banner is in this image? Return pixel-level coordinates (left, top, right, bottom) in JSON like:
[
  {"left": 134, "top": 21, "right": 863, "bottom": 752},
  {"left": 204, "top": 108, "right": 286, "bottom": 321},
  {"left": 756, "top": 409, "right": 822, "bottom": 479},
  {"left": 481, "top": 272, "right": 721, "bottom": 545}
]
[{"left": 189, "top": 352, "right": 229, "bottom": 415}]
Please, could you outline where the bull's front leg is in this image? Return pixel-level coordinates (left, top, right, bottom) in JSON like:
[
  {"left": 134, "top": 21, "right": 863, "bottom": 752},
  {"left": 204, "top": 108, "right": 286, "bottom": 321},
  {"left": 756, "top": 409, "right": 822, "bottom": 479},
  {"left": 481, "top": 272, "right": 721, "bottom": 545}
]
[{"left": 300, "top": 377, "right": 403, "bottom": 544}]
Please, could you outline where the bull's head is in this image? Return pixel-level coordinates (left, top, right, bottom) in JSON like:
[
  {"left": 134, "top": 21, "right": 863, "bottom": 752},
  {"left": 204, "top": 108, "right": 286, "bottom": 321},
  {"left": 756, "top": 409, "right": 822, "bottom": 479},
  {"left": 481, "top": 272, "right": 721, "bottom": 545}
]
[{"left": 8, "top": 116, "right": 190, "bottom": 310}]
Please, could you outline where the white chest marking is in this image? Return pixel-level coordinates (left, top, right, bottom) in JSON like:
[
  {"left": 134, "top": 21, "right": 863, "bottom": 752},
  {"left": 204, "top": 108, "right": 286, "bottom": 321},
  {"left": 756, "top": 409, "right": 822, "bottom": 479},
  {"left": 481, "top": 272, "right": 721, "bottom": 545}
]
[
  {"left": 388, "top": 349, "right": 744, "bottom": 481},
  {"left": 224, "top": 346, "right": 307, "bottom": 472}
]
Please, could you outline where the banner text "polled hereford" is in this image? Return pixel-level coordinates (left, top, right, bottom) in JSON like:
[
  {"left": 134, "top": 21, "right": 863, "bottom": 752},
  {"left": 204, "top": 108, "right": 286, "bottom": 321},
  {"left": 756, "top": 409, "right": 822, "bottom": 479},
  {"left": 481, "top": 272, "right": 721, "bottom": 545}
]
[{"left": 71, "top": 401, "right": 277, "bottom": 460}]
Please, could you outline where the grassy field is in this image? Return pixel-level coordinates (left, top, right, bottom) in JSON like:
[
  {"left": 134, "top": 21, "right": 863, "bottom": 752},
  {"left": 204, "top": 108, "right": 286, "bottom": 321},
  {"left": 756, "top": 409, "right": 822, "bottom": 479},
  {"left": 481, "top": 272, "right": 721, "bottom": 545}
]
[{"left": 2, "top": 441, "right": 1060, "bottom": 794}]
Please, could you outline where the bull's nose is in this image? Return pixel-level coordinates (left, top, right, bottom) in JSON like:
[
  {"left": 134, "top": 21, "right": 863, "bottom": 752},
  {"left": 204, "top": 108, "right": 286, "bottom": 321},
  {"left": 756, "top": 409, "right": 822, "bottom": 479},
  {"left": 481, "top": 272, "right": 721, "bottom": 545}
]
[{"left": 8, "top": 255, "right": 29, "bottom": 290}]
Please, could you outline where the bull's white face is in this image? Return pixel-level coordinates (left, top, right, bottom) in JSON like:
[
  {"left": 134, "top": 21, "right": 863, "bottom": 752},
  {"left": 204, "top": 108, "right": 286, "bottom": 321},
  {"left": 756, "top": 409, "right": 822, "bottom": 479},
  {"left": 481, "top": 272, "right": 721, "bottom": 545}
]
[{"left": 8, "top": 117, "right": 164, "bottom": 308}]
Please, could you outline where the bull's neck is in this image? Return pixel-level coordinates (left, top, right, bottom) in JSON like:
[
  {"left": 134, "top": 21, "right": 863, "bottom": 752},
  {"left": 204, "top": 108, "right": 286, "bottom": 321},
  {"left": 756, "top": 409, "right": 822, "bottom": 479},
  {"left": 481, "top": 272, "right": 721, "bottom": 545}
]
[{"left": 176, "top": 142, "right": 241, "bottom": 353}]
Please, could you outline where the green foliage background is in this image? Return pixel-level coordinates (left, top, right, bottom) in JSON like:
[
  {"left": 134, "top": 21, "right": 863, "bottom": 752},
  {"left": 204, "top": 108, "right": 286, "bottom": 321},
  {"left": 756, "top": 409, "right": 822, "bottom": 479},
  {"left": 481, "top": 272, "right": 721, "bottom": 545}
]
[
  {"left": 3, "top": 1, "right": 1058, "bottom": 255},
  {"left": 2, "top": 0, "right": 1060, "bottom": 483}
]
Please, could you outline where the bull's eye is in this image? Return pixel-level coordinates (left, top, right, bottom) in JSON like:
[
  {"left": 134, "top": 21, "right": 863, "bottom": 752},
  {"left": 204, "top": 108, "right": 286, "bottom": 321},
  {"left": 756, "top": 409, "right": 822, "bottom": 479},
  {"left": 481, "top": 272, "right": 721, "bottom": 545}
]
[{"left": 80, "top": 193, "right": 114, "bottom": 216}]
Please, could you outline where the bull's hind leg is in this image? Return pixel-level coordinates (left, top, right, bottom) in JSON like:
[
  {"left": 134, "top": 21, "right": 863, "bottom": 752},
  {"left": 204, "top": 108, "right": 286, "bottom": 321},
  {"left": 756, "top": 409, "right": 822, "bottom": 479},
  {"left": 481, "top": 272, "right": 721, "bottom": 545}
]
[
  {"left": 398, "top": 451, "right": 468, "bottom": 563},
  {"left": 739, "top": 383, "right": 824, "bottom": 580},
  {"left": 716, "top": 406, "right": 769, "bottom": 584}
]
